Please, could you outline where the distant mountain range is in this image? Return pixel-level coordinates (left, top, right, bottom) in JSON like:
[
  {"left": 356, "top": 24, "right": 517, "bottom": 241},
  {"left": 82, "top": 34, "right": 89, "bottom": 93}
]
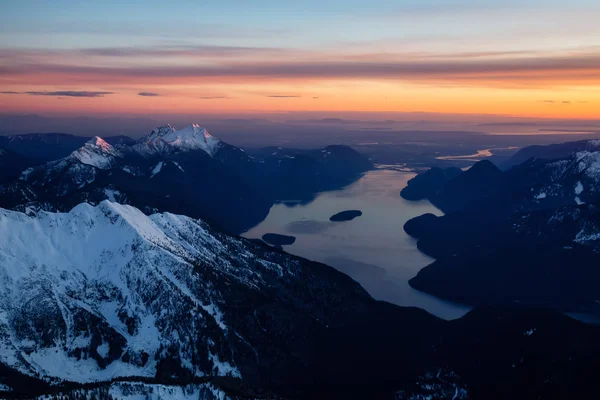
[
  {"left": 503, "top": 139, "right": 600, "bottom": 169},
  {"left": 1, "top": 201, "right": 600, "bottom": 399},
  {"left": 0, "top": 132, "right": 136, "bottom": 162},
  {"left": 402, "top": 138, "right": 600, "bottom": 310},
  {"left": 0, "top": 125, "right": 373, "bottom": 234}
]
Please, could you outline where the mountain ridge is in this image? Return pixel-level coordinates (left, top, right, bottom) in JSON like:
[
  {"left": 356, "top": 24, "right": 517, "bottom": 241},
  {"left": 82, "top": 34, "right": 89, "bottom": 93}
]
[
  {"left": 0, "top": 125, "right": 373, "bottom": 234},
  {"left": 401, "top": 138, "right": 600, "bottom": 310}
]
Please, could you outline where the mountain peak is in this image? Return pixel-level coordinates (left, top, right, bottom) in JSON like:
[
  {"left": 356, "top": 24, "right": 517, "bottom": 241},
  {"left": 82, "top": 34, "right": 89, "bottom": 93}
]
[
  {"left": 71, "top": 136, "right": 122, "bottom": 169},
  {"left": 587, "top": 139, "right": 600, "bottom": 150},
  {"left": 468, "top": 159, "right": 501, "bottom": 174},
  {"left": 147, "top": 124, "right": 176, "bottom": 140},
  {"left": 135, "top": 124, "right": 221, "bottom": 157},
  {"left": 86, "top": 135, "right": 110, "bottom": 147}
]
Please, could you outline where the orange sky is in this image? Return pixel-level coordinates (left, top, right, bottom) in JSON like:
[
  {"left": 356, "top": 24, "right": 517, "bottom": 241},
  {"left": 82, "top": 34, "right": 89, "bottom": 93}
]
[
  {"left": 2, "top": 1, "right": 599, "bottom": 120},
  {"left": 1, "top": 78, "right": 598, "bottom": 119}
]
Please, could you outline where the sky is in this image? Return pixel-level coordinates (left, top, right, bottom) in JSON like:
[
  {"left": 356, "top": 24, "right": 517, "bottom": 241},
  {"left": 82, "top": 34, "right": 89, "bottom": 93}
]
[{"left": 1, "top": 0, "right": 599, "bottom": 120}]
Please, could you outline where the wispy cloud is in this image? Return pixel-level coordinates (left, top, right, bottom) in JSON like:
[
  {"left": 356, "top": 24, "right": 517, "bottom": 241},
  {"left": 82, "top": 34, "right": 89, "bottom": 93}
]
[
  {"left": 25, "top": 91, "right": 114, "bottom": 97},
  {"left": 79, "top": 44, "right": 287, "bottom": 58},
  {"left": 2, "top": 51, "right": 599, "bottom": 88},
  {"left": 138, "top": 91, "right": 160, "bottom": 97},
  {"left": 538, "top": 99, "right": 576, "bottom": 105},
  {"left": 2, "top": 46, "right": 600, "bottom": 91}
]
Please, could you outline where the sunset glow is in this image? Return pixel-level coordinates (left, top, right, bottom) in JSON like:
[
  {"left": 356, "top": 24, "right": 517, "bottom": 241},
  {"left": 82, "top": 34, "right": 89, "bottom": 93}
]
[{"left": 1, "top": 0, "right": 599, "bottom": 119}]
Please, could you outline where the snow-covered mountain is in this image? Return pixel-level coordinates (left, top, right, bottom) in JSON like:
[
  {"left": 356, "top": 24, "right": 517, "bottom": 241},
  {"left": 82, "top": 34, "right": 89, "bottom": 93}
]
[
  {"left": 132, "top": 124, "right": 222, "bottom": 158},
  {"left": 504, "top": 138, "right": 600, "bottom": 168},
  {"left": 402, "top": 140, "right": 600, "bottom": 215},
  {"left": 1, "top": 125, "right": 372, "bottom": 233},
  {"left": 0, "top": 133, "right": 135, "bottom": 162},
  {"left": 527, "top": 147, "right": 600, "bottom": 206},
  {"left": 71, "top": 136, "right": 123, "bottom": 169},
  {"left": 0, "top": 201, "right": 373, "bottom": 392},
  {"left": 18, "top": 158, "right": 99, "bottom": 200},
  {"left": 13, "top": 137, "right": 121, "bottom": 199}
]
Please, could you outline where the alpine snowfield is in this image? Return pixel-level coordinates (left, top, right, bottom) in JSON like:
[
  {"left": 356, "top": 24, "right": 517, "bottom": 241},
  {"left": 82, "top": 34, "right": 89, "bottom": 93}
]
[
  {"left": 132, "top": 124, "right": 222, "bottom": 158},
  {"left": 0, "top": 201, "right": 316, "bottom": 383}
]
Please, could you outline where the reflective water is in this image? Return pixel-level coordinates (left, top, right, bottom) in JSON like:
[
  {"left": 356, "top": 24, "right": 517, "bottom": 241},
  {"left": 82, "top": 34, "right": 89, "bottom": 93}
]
[{"left": 243, "top": 168, "right": 471, "bottom": 320}]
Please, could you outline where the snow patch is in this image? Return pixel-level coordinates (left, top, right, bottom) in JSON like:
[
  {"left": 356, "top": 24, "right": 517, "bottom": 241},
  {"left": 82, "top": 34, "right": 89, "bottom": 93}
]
[
  {"left": 150, "top": 161, "right": 164, "bottom": 178},
  {"left": 172, "top": 161, "right": 185, "bottom": 172},
  {"left": 96, "top": 342, "right": 110, "bottom": 358},
  {"left": 209, "top": 352, "right": 241, "bottom": 378},
  {"left": 104, "top": 187, "right": 120, "bottom": 202},
  {"left": 575, "top": 228, "right": 600, "bottom": 243},
  {"left": 574, "top": 181, "right": 585, "bottom": 205}
]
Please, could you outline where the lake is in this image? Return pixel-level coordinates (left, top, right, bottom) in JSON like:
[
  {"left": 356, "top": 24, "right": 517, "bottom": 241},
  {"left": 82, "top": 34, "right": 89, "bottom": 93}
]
[{"left": 243, "top": 168, "right": 472, "bottom": 320}]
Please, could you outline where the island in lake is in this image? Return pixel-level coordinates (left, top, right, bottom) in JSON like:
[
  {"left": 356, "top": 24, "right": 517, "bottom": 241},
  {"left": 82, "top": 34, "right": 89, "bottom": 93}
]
[
  {"left": 262, "top": 233, "right": 297, "bottom": 247},
  {"left": 330, "top": 210, "right": 363, "bottom": 222}
]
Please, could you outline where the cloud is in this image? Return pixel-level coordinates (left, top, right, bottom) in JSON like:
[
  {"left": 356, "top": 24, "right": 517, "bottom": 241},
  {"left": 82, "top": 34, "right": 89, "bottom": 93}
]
[
  {"left": 425, "top": 49, "right": 546, "bottom": 59},
  {"left": 538, "top": 99, "right": 574, "bottom": 105},
  {"left": 138, "top": 91, "right": 160, "bottom": 97},
  {"left": 267, "top": 95, "right": 301, "bottom": 98},
  {"left": 2, "top": 47, "right": 600, "bottom": 89},
  {"left": 79, "top": 44, "right": 286, "bottom": 58},
  {"left": 0, "top": 91, "right": 20, "bottom": 94},
  {"left": 25, "top": 91, "right": 113, "bottom": 97}
]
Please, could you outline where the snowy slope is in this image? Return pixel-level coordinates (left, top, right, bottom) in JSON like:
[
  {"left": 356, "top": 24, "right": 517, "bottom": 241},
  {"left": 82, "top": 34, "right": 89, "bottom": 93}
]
[
  {"left": 18, "top": 125, "right": 219, "bottom": 192},
  {"left": 0, "top": 201, "right": 370, "bottom": 386},
  {"left": 19, "top": 158, "right": 98, "bottom": 197},
  {"left": 525, "top": 148, "right": 600, "bottom": 207},
  {"left": 71, "top": 136, "right": 123, "bottom": 169},
  {"left": 505, "top": 138, "right": 600, "bottom": 168},
  {"left": 0, "top": 201, "right": 289, "bottom": 382},
  {"left": 17, "top": 137, "right": 123, "bottom": 197},
  {"left": 0, "top": 201, "right": 234, "bottom": 382},
  {"left": 133, "top": 124, "right": 222, "bottom": 157}
]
